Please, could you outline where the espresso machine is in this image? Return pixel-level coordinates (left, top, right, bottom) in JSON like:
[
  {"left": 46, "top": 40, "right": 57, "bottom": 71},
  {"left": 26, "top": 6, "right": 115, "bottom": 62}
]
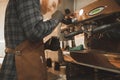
[{"left": 63, "top": 0, "right": 120, "bottom": 80}]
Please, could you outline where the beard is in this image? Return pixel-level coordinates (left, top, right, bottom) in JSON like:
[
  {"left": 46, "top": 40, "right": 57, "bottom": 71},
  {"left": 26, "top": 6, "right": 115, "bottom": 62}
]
[{"left": 40, "top": 0, "right": 58, "bottom": 15}]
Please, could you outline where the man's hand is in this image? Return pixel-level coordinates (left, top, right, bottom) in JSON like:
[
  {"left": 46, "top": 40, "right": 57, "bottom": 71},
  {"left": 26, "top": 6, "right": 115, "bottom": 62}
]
[{"left": 52, "top": 10, "right": 64, "bottom": 22}]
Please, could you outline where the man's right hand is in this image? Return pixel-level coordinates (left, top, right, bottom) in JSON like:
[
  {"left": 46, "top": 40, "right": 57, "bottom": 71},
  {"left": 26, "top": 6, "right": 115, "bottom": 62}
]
[{"left": 52, "top": 10, "right": 64, "bottom": 22}]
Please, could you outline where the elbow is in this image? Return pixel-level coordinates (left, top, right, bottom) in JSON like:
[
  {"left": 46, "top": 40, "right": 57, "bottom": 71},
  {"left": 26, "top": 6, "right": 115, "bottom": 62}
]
[{"left": 26, "top": 31, "right": 43, "bottom": 42}]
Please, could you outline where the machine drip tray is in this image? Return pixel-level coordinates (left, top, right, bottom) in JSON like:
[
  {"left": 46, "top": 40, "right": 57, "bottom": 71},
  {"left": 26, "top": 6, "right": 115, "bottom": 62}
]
[{"left": 69, "top": 49, "right": 120, "bottom": 73}]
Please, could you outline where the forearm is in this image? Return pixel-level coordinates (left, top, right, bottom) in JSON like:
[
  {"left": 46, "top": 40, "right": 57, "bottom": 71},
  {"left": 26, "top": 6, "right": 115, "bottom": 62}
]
[{"left": 26, "top": 19, "right": 59, "bottom": 41}]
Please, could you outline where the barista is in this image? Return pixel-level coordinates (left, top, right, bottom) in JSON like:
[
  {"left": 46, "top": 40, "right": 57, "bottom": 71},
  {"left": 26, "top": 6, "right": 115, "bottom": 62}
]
[{"left": 0, "top": 0, "right": 64, "bottom": 80}]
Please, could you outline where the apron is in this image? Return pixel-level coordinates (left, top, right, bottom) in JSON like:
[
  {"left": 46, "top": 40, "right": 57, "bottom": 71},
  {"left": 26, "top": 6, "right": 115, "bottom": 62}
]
[{"left": 7, "top": 40, "right": 47, "bottom": 80}]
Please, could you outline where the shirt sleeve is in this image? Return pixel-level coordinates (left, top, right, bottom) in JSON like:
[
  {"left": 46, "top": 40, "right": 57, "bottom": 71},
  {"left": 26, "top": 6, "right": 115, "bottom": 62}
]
[{"left": 16, "top": 0, "right": 59, "bottom": 41}]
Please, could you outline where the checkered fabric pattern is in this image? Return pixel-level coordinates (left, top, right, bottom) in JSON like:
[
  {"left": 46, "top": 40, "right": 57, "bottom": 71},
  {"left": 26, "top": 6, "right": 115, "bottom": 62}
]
[{"left": 0, "top": 0, "right": 59, "bottom": 80}]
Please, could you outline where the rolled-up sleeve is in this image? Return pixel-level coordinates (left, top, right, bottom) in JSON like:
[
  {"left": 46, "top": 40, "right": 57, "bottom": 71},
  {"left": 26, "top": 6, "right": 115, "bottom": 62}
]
[{"left": 16, "top": 0, "right": 59, "bottom": 41}]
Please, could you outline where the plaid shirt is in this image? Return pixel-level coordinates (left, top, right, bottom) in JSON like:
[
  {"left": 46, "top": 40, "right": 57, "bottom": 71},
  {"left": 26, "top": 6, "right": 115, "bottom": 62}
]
[{"left": 0, "top": 0, "right": 59, "bottom": 80}]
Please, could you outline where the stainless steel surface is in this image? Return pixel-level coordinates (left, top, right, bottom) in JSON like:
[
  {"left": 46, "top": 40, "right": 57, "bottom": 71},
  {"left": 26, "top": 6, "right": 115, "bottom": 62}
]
[{"left": 70, "top": 49, "right": 120, "bottom": 73}]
